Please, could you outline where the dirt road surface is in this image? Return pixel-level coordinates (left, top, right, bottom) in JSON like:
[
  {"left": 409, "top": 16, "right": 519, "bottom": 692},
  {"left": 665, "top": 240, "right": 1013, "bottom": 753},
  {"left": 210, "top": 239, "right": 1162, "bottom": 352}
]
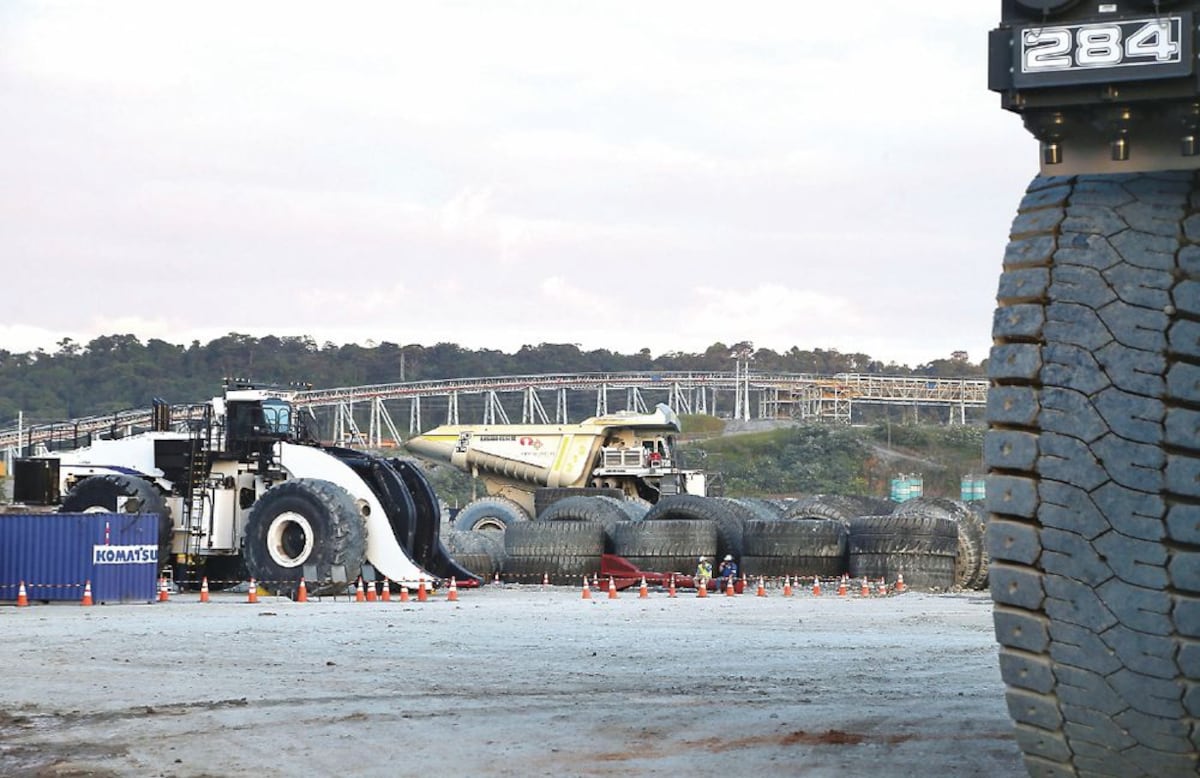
[{"left": 1, "top": 586, "right": 1024, "bottom": 777}]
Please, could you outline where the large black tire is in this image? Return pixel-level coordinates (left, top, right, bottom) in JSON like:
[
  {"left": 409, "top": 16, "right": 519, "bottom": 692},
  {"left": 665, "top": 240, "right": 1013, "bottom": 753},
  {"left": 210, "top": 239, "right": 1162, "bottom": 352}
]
[
  {"left": 987, "top": 172, "right": 1200, "bottom": 775},
  {"left": 442, "top": 529, "right": 506, "bottom": 582},
  {"left": 783, "top": 494, "right": 883, "bottom": 524},
  {"left": 740, "top": 518, "right": 848, "bottom": 578},
  {"left": 60, "top": 474, "right": 173, "bottom": 574},
  {"left": 645, "top": 495, "right": 743, "bottom": 559},
  {"left": 538, "top": 495, "right": 629, "bottom": 553},
  {"left": 847, "top": 515, "right": 957, "bottom": 590},
  {"left": 241, "top": 479, "right": 366, "bottom": 596},
  {"left": 502, "top": 521, "right": 604, "bottom": 584},
  {"left": 533, "top": 487, "right": 623, "bottom": 517},
  {"left": 609, "top": 519, "right": 718, "bottom": 575},
  {"left": 453, "top": 496, "right": 530, "bottom": 532},
  {"left": 894, "top": 497, "right": 985, "bottom": 590}
]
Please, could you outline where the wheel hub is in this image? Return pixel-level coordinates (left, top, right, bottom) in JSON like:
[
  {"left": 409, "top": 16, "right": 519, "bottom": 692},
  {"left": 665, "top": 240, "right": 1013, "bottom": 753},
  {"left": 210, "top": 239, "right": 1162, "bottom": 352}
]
[{"left": 265, "top": 511, "right": 315, "bottom": 568}]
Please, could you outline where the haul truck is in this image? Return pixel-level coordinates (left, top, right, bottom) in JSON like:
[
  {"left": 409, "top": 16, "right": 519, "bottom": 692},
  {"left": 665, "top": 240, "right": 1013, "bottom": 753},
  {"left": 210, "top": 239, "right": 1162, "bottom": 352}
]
[
  {"left": 988, "top": 3, "right": 1200, "bottom": 774},
  {"left": 11, "top": 383, "right": 473, "bottom": 594},
  {"left": 405, "top": 404, "right": 710, "bottom": 528}
]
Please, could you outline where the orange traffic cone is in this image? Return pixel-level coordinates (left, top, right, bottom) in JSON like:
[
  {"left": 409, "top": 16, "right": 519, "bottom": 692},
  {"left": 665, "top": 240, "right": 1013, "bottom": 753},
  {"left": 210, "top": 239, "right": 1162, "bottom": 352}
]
[
  {"left": 417, "top": 577, "right": 428, "bottom": 603},
  {"left": 895, "top": 573, "right": 906, "bottom": 593},
  {"left": 783, "top": 576, "right": 793, "bottom": 597},
  {"left": 296, "top": 577, "right": 308, "bottom": 603},
  {"left": 581, "top": 576, "right": 592, "bottom": 600},
  {"left": 16, "top": 580, "right": 28, "bottom": 607},
  {"left": 381, "top": 579, "right": 391, "bottom": 602},
  {"left": 725, "top": 576, "right": 735, "bottom": 597},
  {"left": 607, "top": 576, "right": 618, "bottom": 600},
  {"left": 493, "top": 570, "right": 500, "bottom": 585},
  {"left": 860, "top": 577, "right": 870, "bottom": 597},
  {"left": 200, "top": 576, "right": 210, "bottom": 603},
  {"left": 448, "top": 577, "right": 459, "bottom": 602},
  {"left": 668, "top": 575, "right": 677, "bottom": 598},
  {"left": 366, "top": 580, "right": 378, "bottom": 602},
  {"left": 837, "top": 576, "right": 848, "bottom": 597},
  {"left": 399, "top": 585, "right": 410, "bottom": 603},
  {"left": 355, "top": 577, "right": 366, "bottom": 603},
  {"left": 638, "top": 577, "right": 649, "bottom": 599},
  {"left": 542, "top": 572, "right": 550, "bottom": 586},
  {"left": 247, "top": 578, "right": 259, "bottom": 604},
  {"left": 697, "top": 579, "right": 708, "bottom": 598},
  {"left": 755, "top": 577, "right": 766, "bottom": 597},
  {"left": 158, "top": 577, "right": 170, "bottom": 602},
  {"left": 878, "top": 578, "right": 888, "bottom": 597},
  {"left": 81, "top": 580, "right": 93, "bottom": 607},
  {"left": 812, "top": 576, "right": 821, "bottom": 597}
]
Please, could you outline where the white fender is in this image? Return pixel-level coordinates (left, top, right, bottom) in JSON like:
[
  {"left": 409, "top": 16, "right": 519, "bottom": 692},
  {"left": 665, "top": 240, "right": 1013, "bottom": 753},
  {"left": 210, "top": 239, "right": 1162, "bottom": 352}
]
[{"left": 277, "top": 443, "right": 432, "bottom": 586}]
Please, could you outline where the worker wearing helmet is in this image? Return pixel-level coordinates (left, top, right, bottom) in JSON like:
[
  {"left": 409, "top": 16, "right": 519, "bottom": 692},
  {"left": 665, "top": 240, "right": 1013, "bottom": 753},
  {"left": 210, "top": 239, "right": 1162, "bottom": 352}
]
[
  {"left": 717, "top": 554, "right": 738, "bottom": 589},
  {"left": 695, "top": 556, "right": 713, "bottom": 588}
]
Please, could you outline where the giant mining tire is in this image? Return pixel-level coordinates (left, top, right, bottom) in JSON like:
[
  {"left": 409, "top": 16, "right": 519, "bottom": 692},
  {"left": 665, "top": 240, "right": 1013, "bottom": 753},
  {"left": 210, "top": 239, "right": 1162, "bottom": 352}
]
[
  {"left": 453, "top": 496, "right": 530, "bottom": 532},
  {"left": 644, "top": 494, "right": 743, "bottom": 559},
  {"left": 241, "top": 479, "right": 366, "bottom": 596},
  {"left": 609, "top": 519, "right": 718, "bottom": 575},
  {"left": 894, "top": 497, "right": 985, "bottom": 590},
  {"left": 60, "top": 473, "right": 174, "bottom": 574},
  {"left": 501, "top": 521, "right": 604, "bottom": 584},
  {"left": 846, "top": 515, "right": 957, "bottom": 590},
  {"left": 986, "top": 172, "right": 1200, "bottom": 776},
  {"left": 533, "top": 487, "right": 623, "bottom": 517},
  {"left": 783, "top": 493, "right": 885, "bottom": 525},
  {"left": 442, "top": 529, "right": 506, "bottom": 582},
  {"left": 740, "top": 518, "right": 847, "bottom": 578},
  {"left": 538, "top": 495, "right": 629, "bottom": 552}
]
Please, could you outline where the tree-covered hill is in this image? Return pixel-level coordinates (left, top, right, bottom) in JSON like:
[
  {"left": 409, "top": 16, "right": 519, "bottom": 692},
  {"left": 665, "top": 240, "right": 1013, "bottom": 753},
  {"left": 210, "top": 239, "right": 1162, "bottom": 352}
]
[{"left": 0, "top": 334, "right": 986, "bottom": 426}]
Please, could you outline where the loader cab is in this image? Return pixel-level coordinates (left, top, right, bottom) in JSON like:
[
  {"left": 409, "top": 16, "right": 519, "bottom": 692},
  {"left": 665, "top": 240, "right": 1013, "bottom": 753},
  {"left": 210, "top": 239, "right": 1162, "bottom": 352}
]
[{"left": 219, "top": 389, "right": 297, "bottom": 464}]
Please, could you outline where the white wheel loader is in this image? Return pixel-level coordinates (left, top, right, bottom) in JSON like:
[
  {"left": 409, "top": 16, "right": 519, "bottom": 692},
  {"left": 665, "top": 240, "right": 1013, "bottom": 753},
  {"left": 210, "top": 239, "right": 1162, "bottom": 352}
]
[{"left": 11, "top": 383, "right": 473, "bottom": 594}]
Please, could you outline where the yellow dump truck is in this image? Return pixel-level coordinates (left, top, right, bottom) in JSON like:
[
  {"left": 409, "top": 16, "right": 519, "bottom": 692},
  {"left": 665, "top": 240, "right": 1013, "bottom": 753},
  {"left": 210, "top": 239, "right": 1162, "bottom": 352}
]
[{"left": 405, "top": 404, "right": 710, "bottom": 529}]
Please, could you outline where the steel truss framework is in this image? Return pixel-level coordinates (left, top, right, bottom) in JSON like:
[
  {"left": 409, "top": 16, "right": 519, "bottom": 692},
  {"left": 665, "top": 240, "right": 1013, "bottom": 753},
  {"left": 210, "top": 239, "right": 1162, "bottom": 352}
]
[{"left": 1, "top": 371, "right": 989, "bottom": 455}]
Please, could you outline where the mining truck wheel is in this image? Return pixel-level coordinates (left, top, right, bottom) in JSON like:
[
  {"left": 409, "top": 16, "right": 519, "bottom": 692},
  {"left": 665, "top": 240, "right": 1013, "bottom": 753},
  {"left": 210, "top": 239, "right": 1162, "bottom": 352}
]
[
  {"left": 501, "top": 521, "right": 604, "bottom": 584},
  {"left": 893, "top": 497, "right": 985, "bottom": 590},
  {"left": 442, "top": 529, "right": 505, "bottom": 582},
  {"left": 846, "top": 515, "right": 957, "bottom": 590},
  {"left": 61, "top": 474, "right": 174, "bottom": 574},
  {"left": 453, "top": 496, "right": 529, "bottom": 532},
  {"left": 740, "top": 518, "right": 848, "bottom": 578},
  {"left": 242, "top": 479, "right": 366, "bottom": 597},
  {"left": 609, "top": 519, "right": 718, "bottom": 574},
  {"left": 644, "top": 494, "right": 743, "bottom": 559},
  {"left": 538, "top": 495, "right": 628, "bottom": 552},
  {"left": 783, "top": 494, "right": 874, "bottom": 524},
  {"left": 987, "top": 172, "right": 1200, "bottom": 775}
]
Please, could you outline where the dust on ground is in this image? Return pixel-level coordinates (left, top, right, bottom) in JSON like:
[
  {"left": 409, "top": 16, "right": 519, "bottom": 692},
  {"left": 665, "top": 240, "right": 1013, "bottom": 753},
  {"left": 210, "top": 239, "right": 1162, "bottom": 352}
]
[{"left": 0, "top": 586, "right": 1023, "bottom": 777}]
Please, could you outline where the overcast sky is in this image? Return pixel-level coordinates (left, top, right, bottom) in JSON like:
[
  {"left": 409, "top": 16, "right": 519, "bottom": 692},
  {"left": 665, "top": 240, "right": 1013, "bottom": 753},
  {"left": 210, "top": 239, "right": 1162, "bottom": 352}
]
[{"left": 1, "top": 2, "right": 1033, "bottom": 368}]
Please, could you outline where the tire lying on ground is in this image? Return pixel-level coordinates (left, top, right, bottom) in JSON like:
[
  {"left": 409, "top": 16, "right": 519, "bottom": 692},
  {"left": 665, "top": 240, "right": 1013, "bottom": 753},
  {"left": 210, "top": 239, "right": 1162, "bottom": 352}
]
[
  {"left": 986, "top": 172, "right": 1200, "bottom": 775},
  {"left": 533, "top": 487, "right": 623, "bottom": 518},
  {"left": 893, "top": 497, "right": 986, "bottom": 590},
  {"left": 240, "top": 478, "right": 367, "bottom": 596},
  {"left": 783, "top": 494, "right": 889, "bottom": 524},
  {"left": 846, "top": 514, "right": 956, "bottom": 590},
  {"left": 442, "top": 529, "right": 506, "bottom": 582},
  {"left": 740, "top": 518, "right": 847, "bottom": 579},
  {"left": 501, "top": 521, "right": 604, "bottom": 584},
  {"left": 453, "top": 496, "right": 530, "bottom": 532},
  {"left": 537, "top": 495, "right": 629, "bottom": 552},
  {"left": 60, "top": 473, "right": 175, "bottom": 575},
  {"left": 609, "top": 520, "right": 717, "bottom": 575},
  {"left": 644, "top": 494, "right": 742, "bottom": 559}
]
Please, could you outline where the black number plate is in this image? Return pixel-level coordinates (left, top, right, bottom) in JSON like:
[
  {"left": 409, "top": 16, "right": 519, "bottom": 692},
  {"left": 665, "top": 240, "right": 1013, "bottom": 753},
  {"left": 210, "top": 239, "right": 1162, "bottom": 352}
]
[{"left": 1012, "top": 14, "right": 1193, "bottom": 88}]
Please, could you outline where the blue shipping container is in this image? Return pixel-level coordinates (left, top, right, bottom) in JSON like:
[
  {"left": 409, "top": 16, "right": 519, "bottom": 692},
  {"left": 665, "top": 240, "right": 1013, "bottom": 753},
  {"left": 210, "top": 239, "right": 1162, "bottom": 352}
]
[{"left": 0, "top": 513, "right": 159, "bottom": 603}]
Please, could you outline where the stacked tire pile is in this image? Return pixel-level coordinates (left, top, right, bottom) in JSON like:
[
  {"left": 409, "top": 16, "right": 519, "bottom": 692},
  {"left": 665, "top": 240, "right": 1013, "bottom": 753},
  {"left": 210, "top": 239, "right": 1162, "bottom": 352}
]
[{"left": 446, "top": 490, "right": 990, "bottom": 591}]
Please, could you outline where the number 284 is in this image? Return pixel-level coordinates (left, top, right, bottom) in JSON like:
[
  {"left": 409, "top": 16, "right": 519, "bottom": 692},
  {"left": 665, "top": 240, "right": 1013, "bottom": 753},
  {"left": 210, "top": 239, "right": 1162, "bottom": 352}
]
[{"left": 1024, "top": 20, "right": 1179, "bottom": 71}]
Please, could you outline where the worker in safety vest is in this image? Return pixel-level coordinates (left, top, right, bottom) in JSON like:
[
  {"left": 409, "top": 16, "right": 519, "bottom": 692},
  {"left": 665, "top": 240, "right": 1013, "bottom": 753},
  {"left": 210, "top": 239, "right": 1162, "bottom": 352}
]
[{"left": 695, "top": 556, "right": 713, "bottom": 588}]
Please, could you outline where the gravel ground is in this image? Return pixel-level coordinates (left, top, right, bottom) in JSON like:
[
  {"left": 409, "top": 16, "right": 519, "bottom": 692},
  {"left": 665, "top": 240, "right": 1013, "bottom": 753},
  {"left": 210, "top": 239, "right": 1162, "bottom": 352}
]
[{"left": 1, "top": 585, "right": 1025, "bottom": 777}]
